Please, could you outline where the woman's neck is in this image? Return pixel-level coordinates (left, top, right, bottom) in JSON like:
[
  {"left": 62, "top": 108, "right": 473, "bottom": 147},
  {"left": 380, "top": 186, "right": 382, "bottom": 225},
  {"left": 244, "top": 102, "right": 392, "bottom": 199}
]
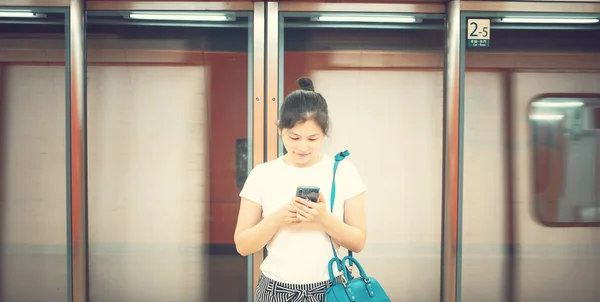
[{"left": 282, "top": 152, "right": 323, "bottom": 168}]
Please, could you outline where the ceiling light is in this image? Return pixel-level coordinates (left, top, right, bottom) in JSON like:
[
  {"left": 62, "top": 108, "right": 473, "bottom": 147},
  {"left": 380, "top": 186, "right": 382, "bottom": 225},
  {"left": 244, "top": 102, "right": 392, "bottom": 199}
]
[
  {"left": 532, "top": 101, "right": 584, "bottom": 108},
  {"left": 128, "top": 13, "right": 229, "bottom": 22},
  {"left": 500, "top": 17, "right": 599, "bottom": 24},
  {"left": 529, "top": 114, "right": 564, "bottom": 121},
  {"left": 316, "top": 15, "right": 417, "bottom": 23},
  {"left": 0, "top": 11, "right": 41, "bottom": 18}
]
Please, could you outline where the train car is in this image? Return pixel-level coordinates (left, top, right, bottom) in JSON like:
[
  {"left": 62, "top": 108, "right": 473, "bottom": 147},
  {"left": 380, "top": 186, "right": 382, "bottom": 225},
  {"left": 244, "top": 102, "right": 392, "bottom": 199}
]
[{"left": 0, "top": 1, "right": 598, "bottom": 302}]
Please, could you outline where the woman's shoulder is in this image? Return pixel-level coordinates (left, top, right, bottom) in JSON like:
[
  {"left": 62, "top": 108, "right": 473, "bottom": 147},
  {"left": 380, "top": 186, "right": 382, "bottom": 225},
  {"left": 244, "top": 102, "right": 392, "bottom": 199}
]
[
  {"left": 325, "top": 152, "right": 357, "bottom": 168},
  {"left": 321, "top": 152, "right": 362, "bottom": 177}
]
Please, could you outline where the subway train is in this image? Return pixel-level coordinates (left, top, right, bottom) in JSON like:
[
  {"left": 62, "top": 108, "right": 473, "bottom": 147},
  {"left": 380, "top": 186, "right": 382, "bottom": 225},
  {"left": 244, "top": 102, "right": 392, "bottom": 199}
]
[{"left": 0, "top": 1, "right": 599, "bottom": 302}]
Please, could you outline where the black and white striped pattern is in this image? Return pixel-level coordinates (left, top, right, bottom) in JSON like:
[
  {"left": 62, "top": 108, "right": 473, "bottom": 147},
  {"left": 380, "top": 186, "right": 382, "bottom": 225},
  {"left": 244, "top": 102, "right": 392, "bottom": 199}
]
[{"left": 254, "top": 274, "right": 342, "bottom": 302}]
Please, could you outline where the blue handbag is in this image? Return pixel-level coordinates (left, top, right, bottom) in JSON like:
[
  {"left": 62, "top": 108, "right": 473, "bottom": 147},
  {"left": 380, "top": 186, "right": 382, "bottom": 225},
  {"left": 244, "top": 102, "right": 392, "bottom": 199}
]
[{"left": 324, "top": 150, "right": 391, "bottom": 302}]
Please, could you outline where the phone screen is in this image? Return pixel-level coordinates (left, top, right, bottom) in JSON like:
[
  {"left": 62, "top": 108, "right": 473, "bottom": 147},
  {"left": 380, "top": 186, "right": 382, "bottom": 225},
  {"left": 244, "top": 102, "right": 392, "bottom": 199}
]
[{"left": 296, "top": 186, "right": 320, "bottom": 202}]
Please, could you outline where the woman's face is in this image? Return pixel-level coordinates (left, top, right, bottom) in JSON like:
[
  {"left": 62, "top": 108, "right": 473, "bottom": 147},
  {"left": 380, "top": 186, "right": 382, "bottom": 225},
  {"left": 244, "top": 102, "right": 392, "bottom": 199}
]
[{"left": 280, "top": 119, "right": 325, "bottom": 167}]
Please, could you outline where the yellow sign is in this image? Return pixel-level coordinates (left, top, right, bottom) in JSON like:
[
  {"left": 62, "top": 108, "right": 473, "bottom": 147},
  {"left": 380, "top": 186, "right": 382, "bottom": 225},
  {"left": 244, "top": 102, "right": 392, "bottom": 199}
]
[{"left": 467, "top": 19, "right": 490, "bottom": 48}]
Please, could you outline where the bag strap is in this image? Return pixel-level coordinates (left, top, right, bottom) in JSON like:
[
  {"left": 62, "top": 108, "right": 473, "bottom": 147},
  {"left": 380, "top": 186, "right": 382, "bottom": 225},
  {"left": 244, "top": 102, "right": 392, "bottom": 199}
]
[{"left": 328, "top": 150, "right": 353, "bottom": 265}]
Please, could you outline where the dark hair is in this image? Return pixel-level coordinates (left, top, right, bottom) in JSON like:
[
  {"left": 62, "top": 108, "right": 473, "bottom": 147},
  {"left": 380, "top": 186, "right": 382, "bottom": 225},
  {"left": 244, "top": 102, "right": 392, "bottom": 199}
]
[{"left": 278, "top": 77, "right": 330, "bottom": 135}]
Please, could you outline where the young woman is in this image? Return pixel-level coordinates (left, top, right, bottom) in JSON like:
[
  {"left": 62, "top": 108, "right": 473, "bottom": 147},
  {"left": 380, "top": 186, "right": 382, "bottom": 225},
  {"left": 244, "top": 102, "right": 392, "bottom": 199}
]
[{"left": 234, "top": 77, "right": 368, "bottom": 302}]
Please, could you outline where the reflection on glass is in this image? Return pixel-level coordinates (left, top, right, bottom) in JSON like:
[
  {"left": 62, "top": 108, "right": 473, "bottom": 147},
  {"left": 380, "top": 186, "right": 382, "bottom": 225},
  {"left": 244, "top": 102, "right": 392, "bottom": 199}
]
[
  {"left": 530, "top": 97, "right": 600, "bottom": 224},
  {"left": 85, "top": 11, "right": 251, "bottom": 302},
  {"left": 0, "top": 9, "right": 68, "bottom": 302},
  {"left": 462, "top": 13, "right": 600, "bottom": 302},
  {"left": 281, "top": 12, "right": 445, "bottom": 301}
]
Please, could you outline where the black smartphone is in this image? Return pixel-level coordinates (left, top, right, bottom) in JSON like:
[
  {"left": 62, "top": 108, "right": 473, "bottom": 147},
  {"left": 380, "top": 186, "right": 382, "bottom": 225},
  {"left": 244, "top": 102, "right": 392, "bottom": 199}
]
[{"left": 296, "top": 186, "right": 320, "bottom": 203}]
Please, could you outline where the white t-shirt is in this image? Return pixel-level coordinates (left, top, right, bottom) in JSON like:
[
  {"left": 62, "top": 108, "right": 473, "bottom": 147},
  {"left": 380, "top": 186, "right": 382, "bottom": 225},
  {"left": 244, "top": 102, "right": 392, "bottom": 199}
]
[{"left": 239, "top": 153, "right": 367, "bottom": 284}]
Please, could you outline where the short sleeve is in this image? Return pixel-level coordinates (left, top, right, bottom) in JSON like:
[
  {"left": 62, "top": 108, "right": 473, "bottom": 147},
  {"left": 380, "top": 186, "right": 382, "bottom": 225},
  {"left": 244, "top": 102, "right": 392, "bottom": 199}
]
[
  {"left": 239, "top": 165, "right": 263, "bottom": 206},
  {"left": 341, "top": 161, "right": 367, "bottom": 201}
]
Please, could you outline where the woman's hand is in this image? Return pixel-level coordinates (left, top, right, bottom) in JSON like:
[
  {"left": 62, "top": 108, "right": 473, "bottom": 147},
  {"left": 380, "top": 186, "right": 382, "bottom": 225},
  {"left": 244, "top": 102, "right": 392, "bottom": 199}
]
[
  {"left": 267, "top": 201, "right": 301, "bottom": 227},
  {"left": 293, "top": 192, "right": 331, "bottom": 225}
]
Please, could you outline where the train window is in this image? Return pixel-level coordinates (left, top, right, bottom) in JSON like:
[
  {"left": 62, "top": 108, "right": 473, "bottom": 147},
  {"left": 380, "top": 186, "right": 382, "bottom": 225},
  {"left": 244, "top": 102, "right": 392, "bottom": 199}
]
[{"left": 530, "top": 95, "right": 600, "bottom": 225}]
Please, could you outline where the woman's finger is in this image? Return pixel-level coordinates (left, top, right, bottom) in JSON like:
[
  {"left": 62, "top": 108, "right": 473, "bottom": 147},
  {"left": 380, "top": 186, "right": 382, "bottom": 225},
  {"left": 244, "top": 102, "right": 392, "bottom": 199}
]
[
  {"left": 317, "top": 192, "right": 326, "bottom": 203},
  {"left": 295, "top": 206, "right": 309, "bottom": 217},
  {"left": 296, "top": 207, "right": 312, "bottom": 219},
  {"left": 286, "top": 217, "right": 300, "bottom": 224},
  {"left": 297, "top": 212, "right": 310, "bottom": 222},
  {"left": 298, "top": 208, "right": 318, "bottom": 222},
  {"left": 294, "top": 197, "right": 313, "bottom": 208}
]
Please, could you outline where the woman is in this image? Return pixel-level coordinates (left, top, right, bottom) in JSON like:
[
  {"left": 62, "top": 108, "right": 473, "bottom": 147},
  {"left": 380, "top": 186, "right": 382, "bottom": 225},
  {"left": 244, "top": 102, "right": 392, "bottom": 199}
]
[{"left": 234, "top": 77, "right": 368, "bottom": 302}]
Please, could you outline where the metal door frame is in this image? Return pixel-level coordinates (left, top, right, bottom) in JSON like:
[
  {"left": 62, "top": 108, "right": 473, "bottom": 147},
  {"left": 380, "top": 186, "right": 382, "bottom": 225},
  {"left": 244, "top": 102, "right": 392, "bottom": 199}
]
[
  {"left": 269, "top": 2, "right": 453, "bottom": 302},
  {"left": 0, "top": 1, "right": 259, "bottom": 302},
  {"left": 456, "top": 2, "right": 600, "bottom": 302},
  {"left": 84, "top": 2, "right": 261, "bottom": 302},
  {"left": 0, "top": 1, "right": 76, "bottom": 301}
]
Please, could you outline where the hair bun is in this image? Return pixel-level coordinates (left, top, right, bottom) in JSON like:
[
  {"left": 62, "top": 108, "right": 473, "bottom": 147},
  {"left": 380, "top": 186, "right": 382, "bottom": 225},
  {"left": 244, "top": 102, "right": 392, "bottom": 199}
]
[{"left": 297, "top": 77, "right": 314, "bottom": 91}]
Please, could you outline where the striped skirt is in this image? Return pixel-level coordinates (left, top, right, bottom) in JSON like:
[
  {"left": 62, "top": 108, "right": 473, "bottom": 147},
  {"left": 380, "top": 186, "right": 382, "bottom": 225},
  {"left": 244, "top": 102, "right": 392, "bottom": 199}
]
[{"left": 254, "top": 273, "right": 341, "bottom": 302}]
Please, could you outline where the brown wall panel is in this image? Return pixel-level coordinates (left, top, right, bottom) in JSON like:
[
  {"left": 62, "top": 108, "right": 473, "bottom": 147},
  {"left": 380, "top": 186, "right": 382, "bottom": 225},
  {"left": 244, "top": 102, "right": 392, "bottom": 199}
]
[{"left": 205, "top": 52, "right": 248, "bottom": 245}]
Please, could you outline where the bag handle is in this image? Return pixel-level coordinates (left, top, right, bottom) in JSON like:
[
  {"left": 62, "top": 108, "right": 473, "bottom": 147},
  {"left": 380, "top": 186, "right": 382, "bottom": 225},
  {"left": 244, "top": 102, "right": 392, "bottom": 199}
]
[
  {"left": 341, "top": 256, "right": 368, "bottom": 280},
  {"left": 328, "top": 150, "right": 354, "bottom": 270},
  {"left": 327, "top": 258, "right": 347, "bottom": 286}
]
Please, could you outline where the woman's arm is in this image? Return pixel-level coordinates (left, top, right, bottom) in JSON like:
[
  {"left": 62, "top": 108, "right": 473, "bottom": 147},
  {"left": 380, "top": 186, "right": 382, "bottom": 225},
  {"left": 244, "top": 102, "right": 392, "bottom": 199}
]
[
  {"left": 233, "top": 198, "right": 280, "bottom": 256},
  {"left": 321, "top": 193, "right": 367, "bottom": 253}
]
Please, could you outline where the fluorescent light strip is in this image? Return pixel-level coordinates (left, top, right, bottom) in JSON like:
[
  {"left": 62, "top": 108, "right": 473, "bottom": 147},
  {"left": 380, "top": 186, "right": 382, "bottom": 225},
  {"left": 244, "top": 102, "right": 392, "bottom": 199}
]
[
  {"left": 530, "top": 114, "right": 564, "bottom": 121},
  {"left": 316, "top": 15, "right": 417, "bottom": 23},
  {"left": 500, "top": 17, "right": 599, "bottom": 24},
  {"left": 129, "top": 13, "right": 228, "bottom": 22},
  {"left": 0, "top": 11, "right": 39, "bottom": 18},
  {"left": 532, "top": 101, "right": 584, "bottom": 108}
]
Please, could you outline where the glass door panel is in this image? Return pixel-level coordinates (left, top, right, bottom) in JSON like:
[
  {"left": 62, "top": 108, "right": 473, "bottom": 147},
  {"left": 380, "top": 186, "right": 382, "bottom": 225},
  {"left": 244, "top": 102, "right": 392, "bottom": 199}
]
[
  {"left": 0, "top": 6, "right": 69, "bottom": 302},
  {"left": 274, "top": 3, "right": 446, "bottom": 301},
  {"left": 461, "top": 7, "right": 600, "bottom": 302},
  {"left": 85, "top": 6, "right": 255, "bottom": 302}
]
